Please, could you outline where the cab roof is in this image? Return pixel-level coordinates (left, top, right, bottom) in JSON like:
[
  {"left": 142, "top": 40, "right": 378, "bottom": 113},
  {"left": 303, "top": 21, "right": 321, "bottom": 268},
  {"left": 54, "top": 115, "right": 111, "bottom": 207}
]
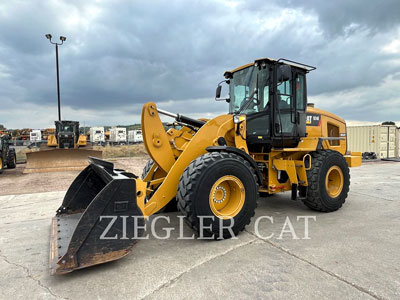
[{"left": 224, "top": 58, "right": 316, "bottom": 78}]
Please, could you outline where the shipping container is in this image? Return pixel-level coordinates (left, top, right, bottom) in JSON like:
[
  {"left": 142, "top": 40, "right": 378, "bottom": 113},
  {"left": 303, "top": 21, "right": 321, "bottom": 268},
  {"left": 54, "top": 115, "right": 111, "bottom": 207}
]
[
  {"left": 110, "top": 127, "right": 127, "bottom": 144},
  {"left": 89, "top": 127, "right": 105, "bottom": 143},
  {"left": 347, "top": 125, "right": 397, "bottom": 159},
  {"left": 128, "top": 130, "right": 143, "bottom": 143}
]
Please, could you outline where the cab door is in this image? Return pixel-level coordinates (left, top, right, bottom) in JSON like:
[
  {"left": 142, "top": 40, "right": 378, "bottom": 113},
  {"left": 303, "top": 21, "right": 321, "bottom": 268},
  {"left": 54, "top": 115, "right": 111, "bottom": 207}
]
[
  {"left": 295, "top": 73, "right": 307, "bottom": 138},
  {"left": 273, "top": 66, "right": 307, "bottom": 147}
]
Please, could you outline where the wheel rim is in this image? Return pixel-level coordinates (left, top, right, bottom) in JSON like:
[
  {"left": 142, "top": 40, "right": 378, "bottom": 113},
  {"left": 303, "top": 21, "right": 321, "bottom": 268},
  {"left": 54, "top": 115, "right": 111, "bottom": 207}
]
[
  {"left": 209, "top": 175, "right": 245, "bottom": 219},
  {"left": 325, "top": 166, "right": 344, "bottom": 198},
  {"left": 0, "top": 157, "right": 2, "bottom": 169}
]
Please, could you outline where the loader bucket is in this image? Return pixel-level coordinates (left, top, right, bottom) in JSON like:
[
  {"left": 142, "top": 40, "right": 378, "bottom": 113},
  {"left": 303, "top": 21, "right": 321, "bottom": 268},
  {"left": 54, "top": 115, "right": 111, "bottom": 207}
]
[
  {"left": 49, "top": 157, "right": 145, "bottom": 275},
  {"left": 24, "top": 149, "right": 102, "bottom": 173}
]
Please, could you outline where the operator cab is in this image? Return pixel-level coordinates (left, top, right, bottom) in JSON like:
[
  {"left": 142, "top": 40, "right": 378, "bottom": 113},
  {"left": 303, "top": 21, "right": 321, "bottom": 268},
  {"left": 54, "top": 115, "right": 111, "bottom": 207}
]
[
  {"left": 216, "top": 58, "right": 315, "bottom": 152},
  {"left": 55, "top": 120, "right": 80, "bottom": 148}
]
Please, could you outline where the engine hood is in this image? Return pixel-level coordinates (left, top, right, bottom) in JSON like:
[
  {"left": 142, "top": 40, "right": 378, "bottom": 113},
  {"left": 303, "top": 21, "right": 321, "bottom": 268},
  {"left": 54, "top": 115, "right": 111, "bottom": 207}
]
[{"left": 306, "top": 106, "right": 346, "bottom": 125}]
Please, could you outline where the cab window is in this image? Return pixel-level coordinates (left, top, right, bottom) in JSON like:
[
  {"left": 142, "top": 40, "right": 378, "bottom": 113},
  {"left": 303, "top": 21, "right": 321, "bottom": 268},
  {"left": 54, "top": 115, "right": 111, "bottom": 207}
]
[
  {"left": 277, "top": 80, "right": 292, "bottom": 109},
  {"left": 296, "top": 74, "right": 306, "bottom": 110}
]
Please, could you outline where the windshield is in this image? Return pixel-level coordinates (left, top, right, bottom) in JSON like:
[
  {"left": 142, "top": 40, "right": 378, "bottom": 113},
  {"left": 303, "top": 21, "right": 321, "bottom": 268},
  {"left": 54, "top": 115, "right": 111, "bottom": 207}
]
[{"left": 229, "top": 65, "right": 271, "bottom": 115}]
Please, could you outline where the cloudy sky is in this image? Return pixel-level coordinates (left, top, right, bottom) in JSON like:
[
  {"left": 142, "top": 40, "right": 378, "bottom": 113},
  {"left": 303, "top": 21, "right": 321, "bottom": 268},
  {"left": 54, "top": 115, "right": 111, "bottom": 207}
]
[{"left": 0, "top": 0, "right": 399, "bottom": 129}]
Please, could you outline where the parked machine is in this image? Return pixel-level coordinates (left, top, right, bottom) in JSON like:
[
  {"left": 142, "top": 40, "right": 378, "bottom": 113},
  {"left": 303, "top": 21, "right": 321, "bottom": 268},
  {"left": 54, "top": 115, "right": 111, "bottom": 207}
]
[
  {"left": 49, "top": 58, "right": 361, "bottom": 275},
  {"left": 25, "top": 120, "right": 101, "bottom": 173},
  {"left": 110, "top": 127, "right": 127, "bottom": 144},
  {"left": 30, "top": 130, "right": 42, "bottom": 142},
  {"left": 89, "top": 127, "right": 105, "bottom": 144},
  {"left": 0, "top": 135, "right": 16, "bottom": 174},
  {"left": 128, "top": 129, "right": 143, "bottom": 143},
  {"left": 46, "top": 120, "right": 87, "bottom": 148}
]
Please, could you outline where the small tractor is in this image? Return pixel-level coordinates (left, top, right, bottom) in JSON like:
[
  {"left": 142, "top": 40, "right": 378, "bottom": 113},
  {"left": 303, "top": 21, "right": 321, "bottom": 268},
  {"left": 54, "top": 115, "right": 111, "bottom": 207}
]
[
  {"left": 24, "top": 120, "right": 102, "bottom": 173},
  {"left": 0, "top": 135, "right": 16, "bottom": 174},
  {"left": 46, "top": 120, "right": 87, "bottom": 149},
  {"left": 48, "top": 58, "right": 361, "bottom": 275}
]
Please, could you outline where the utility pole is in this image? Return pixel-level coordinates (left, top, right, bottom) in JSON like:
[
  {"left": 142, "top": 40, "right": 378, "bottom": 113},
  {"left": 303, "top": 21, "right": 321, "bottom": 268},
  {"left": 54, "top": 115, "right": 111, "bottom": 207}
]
[{"left": 45, "top": 34, "right": 66, "bottom": 121}]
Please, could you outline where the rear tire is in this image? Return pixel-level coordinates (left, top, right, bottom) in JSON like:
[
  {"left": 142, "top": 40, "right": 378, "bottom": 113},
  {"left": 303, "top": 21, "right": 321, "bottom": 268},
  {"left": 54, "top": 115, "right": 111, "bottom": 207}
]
[
  {"left": 303, "top": 150, "right": 350, "bottom": 212},
  {"left": 177, "top": 152, "right": 258, "bottom": 239},
  {"left": 7, "top": 149, "right": 16, "bottom": 169}
]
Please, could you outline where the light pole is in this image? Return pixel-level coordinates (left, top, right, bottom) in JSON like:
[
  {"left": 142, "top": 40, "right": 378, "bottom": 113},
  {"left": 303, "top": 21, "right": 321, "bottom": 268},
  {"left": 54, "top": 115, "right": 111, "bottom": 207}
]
[{"left": 45, "top": 34, "right": 66, "bottom": 121}]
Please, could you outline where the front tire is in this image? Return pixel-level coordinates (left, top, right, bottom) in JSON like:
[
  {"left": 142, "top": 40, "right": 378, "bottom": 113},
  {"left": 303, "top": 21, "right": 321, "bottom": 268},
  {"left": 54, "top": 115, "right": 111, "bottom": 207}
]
[
  {"left": 177, "top": 152, "right": 258, "bottom": 239},
  {"left": 303, "top": 150, "right": 350, "bottom": 212},
  {"left": 141, "top": 159, "right": 155, "bottom": 179},
  {"left": 7, "top": 149, "right": 16, "bottom": 169}
]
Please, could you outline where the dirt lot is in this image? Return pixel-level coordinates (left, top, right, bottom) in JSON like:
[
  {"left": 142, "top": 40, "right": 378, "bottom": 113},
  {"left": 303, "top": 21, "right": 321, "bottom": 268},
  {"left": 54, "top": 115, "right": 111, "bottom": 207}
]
[
  {"left": 0, "top": 156, "right": 149, "bottom": 196},
  {"left": 15, "top": 143, "right": 148, "bottom": 162}
]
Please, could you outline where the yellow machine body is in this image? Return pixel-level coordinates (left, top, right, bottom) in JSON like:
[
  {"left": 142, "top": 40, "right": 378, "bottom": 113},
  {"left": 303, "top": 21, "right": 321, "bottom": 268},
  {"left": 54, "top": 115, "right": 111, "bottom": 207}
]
[
  {"left": 49, "top": 58, "right": 361, "bottom": 275},
  {"left": 47, "top": 134, "right": 58, "bottom": 147},
  {"left": 136, "top": 102, "right": 361, "bottom": 216},
  {"left": 47, "top": 133, "right": 87, "bottom": 148}
]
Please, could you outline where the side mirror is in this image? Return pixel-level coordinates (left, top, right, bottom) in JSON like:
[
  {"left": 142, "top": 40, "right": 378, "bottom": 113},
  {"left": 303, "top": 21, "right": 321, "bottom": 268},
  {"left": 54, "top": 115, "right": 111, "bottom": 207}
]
[
  {"left": 277, "top": 65, "right": 291, "bottom": 82},
  {"left": 215, "top": 80, "right": 230, "bottom": 102},
  {"left": 216, "top": 85, "right": 222, "bottom": 99}
]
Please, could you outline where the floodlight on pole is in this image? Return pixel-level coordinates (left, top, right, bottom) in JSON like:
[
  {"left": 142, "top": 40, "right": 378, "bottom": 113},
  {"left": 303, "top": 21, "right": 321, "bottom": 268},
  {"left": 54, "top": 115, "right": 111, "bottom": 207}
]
[{"left": 45, "top": 34, "right": 67, "bottom": 121}]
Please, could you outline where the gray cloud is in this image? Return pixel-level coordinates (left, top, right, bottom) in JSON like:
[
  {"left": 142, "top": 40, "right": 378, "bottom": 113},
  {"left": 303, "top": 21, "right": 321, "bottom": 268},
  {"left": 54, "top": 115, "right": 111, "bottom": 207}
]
[
  {"left": 283, "top": 0, "right": 400, "bottom": 36},
  {"left": 0, "top": 0, "right": 399, "bottom": 128}
]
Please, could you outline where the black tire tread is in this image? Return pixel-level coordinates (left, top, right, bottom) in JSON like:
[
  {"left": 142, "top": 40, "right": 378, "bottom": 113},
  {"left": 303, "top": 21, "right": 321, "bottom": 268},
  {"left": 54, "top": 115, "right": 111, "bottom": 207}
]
[
  {"left": 177, "top": 151, "right": 258, "bottom": 236},
  {"left": 141, "top": 159, "right": 154, "bottom": 179},
  {"left": 6, "top": 148, "right": 16, "bottom": 169},
  {"left": 303, "top": 150, "right": 350, "bottom": 212}
]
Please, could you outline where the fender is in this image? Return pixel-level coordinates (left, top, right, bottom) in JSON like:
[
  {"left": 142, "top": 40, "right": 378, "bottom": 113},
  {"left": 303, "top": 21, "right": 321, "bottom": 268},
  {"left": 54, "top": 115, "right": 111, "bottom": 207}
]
[{"left": 206, "top": 146, "right": 263, "bottom": 185}]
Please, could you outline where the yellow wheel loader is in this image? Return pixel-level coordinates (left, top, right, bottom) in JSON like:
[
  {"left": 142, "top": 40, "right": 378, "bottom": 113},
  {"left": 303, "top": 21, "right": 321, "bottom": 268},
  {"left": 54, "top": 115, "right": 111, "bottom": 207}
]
[
  {"left": 49, "top": 58, "right": 361, "bottom": 275},
  {"left": 25, "top": 120, "right": 102, "bottom": 173}
]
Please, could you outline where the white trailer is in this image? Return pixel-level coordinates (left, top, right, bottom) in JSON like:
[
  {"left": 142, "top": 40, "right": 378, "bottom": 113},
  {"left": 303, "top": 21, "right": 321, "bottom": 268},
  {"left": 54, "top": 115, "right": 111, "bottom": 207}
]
[
  {"left": 128, "top": 130, "right": 143, "bottom": 143},
  {"left": 30, "top": 130, "right": 42, "bottom": 142},
  {"left": 90, "top": 127, "right": 105, "bottom": 143},
  {"left": 110, "top": 127, "right": 127, "bottom": 144}
]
